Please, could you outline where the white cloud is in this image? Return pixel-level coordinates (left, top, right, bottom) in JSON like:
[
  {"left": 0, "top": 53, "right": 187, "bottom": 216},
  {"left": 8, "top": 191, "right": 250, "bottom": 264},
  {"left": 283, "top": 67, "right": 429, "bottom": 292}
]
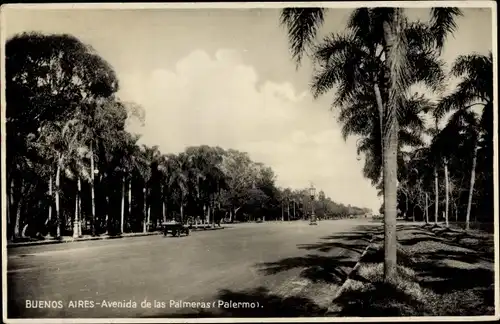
[{"left": 119, "top": 49, "right": 380, "bottom": 212}]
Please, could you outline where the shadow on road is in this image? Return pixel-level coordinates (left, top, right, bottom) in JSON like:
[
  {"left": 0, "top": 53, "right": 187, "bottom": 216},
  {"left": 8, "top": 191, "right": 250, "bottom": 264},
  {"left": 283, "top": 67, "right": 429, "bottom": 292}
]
[
  {"left": 256, "top": 225, "right": 383, "bottom": 285},
  {"left": 258, "top": 254, "right": 357, "bottom": 285},
  {"left": 146, "top": 224, "right": 383, "bottom": 318}
]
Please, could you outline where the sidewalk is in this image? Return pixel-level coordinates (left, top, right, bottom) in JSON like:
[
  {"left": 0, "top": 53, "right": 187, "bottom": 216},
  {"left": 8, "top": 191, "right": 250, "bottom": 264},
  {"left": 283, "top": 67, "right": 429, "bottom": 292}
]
[
  {"left": 327, "top": 223, "right": 495, "bottom": 316},
  {"left": 7, "top": 226, "right": 226, "bottom": 248}
]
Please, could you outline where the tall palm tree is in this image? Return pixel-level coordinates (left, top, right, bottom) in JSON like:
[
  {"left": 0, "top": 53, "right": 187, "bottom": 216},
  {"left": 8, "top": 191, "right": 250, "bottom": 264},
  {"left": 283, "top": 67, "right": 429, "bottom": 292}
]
[
  {"left": 115, "top": 133, "right": 141, "bottom": 233},
  {"left": 33, "top": 112, "right": 91, "bottom": 238},
  {"left": 167, "top": 153, "right": 190, "bottom": 223},
  {"left": 280, "top": 7, "right": 461, "bottom": 279},
  {"left": 138, "top": 145, "right": 161, "bottom": 232}
]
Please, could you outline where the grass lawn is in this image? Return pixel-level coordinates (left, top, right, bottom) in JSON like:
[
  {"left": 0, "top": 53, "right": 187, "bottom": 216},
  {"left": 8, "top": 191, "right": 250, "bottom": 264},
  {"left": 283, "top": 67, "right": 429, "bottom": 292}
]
[{"left": 329, "top": 223, "right": 495, "bottom": 316}]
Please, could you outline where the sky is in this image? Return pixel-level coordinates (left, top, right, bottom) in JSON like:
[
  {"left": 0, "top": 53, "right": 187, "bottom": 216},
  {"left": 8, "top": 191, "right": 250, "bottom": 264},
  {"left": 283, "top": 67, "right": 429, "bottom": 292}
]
[{"left": 2, "top": 4, "right": 494, "bottom": 213}]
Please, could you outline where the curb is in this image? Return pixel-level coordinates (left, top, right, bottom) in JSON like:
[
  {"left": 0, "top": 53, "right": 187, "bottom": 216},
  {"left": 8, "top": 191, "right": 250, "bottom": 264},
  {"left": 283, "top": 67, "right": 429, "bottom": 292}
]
[
  {"left": 7, "top": 232, "right": 162, "bottom": 248},
  {"left": 325, "top": 235, "right": 377, "bottom": 316},
  {"left": 189, "top": 226, "right": 226, "bottom": 232},
  {"left": 7, "top": 226, "right": 228, "bottom": 248}
]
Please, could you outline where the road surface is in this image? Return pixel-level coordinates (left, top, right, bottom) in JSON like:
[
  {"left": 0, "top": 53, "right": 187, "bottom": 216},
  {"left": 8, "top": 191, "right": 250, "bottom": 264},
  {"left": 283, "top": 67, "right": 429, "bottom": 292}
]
[{"left": 7, "top": 219, "right": 379, "bottom": 318}]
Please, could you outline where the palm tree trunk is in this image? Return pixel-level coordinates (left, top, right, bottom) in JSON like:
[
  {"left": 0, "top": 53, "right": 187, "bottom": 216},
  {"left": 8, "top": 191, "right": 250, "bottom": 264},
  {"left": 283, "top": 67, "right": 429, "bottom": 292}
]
[
  {"left": 73, "top": 178, "right": 82, "bottom": 238},
  {"left": 208, "top": 204, "right": 212, "bottom": 227},
  {"left": 74, "top": 189, "right": 79, "bottom": 238},
  {"left": 48, "top": 174, "right": 53, "bottom": 222},
  {"left": 281, "top": 202, "right": 284, "bottom": 221},
  {"left": 180, "top": 202, "right": 184, "bottom": 224},
  {"left": 444, "top": 159, "right": 450, "bottom": 228},
  {"left": 405, "top": 194, "right": 409, "bottom": 221},
  {"left": 8, "top": 178, "right": 14, "bottom": 239},
  {"left": 128, "top": 180, "right": 132, "bottom": 232},
  {"left": 466, "top": 146, "right": 478, "bottom": 231},
  {"left": 293, "top": 201, "right": 296, "bottom": 219},
  {"left": 143, "top": 186, "right": 147, "bottom": 233},
  {"left": 373, "top": 83, "right": 385, "bottom": 151},
  {"left": 77, "top": 178, "right": 82, "bottom": 236},
  {"left": 434, "top": 166, "right": 439, "bottom": 224},
  {"left": 90, "top": 143, "right": 96, "bottom": 236},
  {"left": 7, "top": 183, "right": 11, "bottom": 238},
  {"left": 162, "top": 201, "right": 167, "bottom": 224},
  {"left": 104, "top": 196, "right": 109, "bottom": 235},
  {"left": 287, "top": 201, "right": 290, "bottom": 221},
  {"left": 55, "top": 162, "right": 61, "bottom": 238},
  {"left": 212, "top": 198, "right": 216, "bottom": 227},
  {"left": 161, "top": 185, "right": 166, "bottom": 223},
  {"left": 12, "top": 178, "right": 21, "bottom": 239},
  {"left": 14, "top": 196, "right": 23, "bottom": 239},
  {"left": 375, "top": 73, "right": 397, "bottom": 279},
  {"left": 383, "top": 125, "right": 398, "bottom": 280},
  {"left": 120, "top": 176, "right": 125, "bottom": 234},
  {"left": 425, "top": 193, "right": 429, "bottom": 223},
  {"left": 147, "top": 202, "right": 151, "bottom": 232},
  {"left": 212, "top": 205, "right": 216, "bottom": 227},
  {"left": 381, "top": 16, "right": 400, "bottom": 280}
]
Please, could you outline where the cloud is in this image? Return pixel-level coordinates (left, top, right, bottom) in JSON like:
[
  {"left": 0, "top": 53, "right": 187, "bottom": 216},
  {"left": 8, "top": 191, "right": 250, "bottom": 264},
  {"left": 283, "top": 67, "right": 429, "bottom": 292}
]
[{"left": 118, "top": 49, "right": 380, "bottom": 211}]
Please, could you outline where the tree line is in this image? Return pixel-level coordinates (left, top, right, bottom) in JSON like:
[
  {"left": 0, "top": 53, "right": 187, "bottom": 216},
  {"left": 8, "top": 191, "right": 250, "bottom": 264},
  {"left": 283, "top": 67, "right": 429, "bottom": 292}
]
[
  {"left": 280, "top": 7, "right": 493, "bottom": 280},
  {"left": 5, "top": 32, "right": 369, "bottom": 241}
]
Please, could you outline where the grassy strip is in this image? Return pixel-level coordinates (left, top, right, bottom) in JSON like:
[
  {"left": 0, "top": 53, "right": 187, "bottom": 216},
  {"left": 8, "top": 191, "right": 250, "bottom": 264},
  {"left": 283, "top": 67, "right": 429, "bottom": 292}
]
[
  {"left": 422, "top": 223, "right": 494, "bottom": 257},
  {"left": 330, "top": 225, "right": 495, "bottom": 316}
]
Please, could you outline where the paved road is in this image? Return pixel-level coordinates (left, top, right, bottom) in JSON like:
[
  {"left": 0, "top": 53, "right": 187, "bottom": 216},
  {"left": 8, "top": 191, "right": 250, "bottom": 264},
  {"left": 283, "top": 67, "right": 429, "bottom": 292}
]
[{"left": 7, "top": 219, "right": 379, "bottom": 318}]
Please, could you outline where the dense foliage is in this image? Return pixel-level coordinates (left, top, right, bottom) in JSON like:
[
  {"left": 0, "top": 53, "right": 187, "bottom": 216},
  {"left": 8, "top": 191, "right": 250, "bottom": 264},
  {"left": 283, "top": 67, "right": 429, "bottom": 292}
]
[
  {"left": 5, "top": 32, "right": 370, "bottom": 241},
  {"left": 397, "top": 52, "right": 493, "bottom": 227}
]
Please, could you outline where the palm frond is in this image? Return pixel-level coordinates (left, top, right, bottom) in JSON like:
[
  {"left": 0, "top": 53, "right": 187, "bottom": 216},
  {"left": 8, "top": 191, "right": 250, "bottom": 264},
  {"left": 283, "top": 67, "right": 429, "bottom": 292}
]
[
  {"left": 399, "top": 95, "right": 434, "bottom": 131},
  {"left": 311, "top": 35, "right": 370, "bottom": 101},
  {"left": 407, "top": 48, "right": 446, "bottom": 92},
  {"left": 313, "top": 32, "right": 357, "bottom": 64},
  {"left": 385, "top": 9, "right": 410, "bottom": 136},
  {"left": 405, "top": 21, "right": 436, "bottom": 52},
  {"left": 399, "top": 129, "right": 424, "bottom": 147},
  {"left": 347, "top": 8, "right": 378, "bottom": 46},
  {"left": 480, "top": 101, "right": 493, "bottom": 134},
  {"left": 451, "top": 53, "right": 492, "bottom": 78},
  {"left": 362, "top": 150, "right": 382, "bottom": 185},
  {"left": 280, "top": 8, "right": 326, "bottom": 67},
  {"left": 430, "top": 7, "right": 463, "bottom": 52},
  {"left": 435, "top": 79, "right": 486, "bottom": 118}
]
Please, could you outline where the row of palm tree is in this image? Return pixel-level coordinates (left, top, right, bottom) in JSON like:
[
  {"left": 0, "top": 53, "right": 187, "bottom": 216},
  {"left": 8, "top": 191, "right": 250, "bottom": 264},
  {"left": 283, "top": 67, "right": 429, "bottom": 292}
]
[
  {"left": 278, "top": 188, "right": 370, "bottom": 221},
  {"left": 280, "top": 7, "right": 493, "bottom": 280},
  {"left": 5, "top": 32, "right": 369, "bottom": 241},
  {"left": 377, "top": 51, "right": 493, "bottom": 230}
]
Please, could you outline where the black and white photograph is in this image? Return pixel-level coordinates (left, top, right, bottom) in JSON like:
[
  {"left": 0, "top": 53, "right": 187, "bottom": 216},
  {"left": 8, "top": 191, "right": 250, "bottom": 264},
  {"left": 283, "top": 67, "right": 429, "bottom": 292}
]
[{"left": 1, "top": 1, "right": 498, "bottom": 321}]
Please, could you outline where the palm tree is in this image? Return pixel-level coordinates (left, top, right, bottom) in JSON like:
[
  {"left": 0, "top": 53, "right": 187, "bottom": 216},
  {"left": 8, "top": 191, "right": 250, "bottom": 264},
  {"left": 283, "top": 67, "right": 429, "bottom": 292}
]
[
  {"left": 166, "top": 153, "right": 190, "bottom": 224},
  {"left": 435, "top": 52, "right": 493, "bottom": 230},
  {"left": 280, "top": 7, "right": 461, "bottom": 279},
  {"left": 34, "top": 113, "right": 91, "bottom": 238},
  {"left": 115, "top": 133, "right": 141, "bottom": 233},
  {"left": 157, "top": 155, "right": 171, "bottom": 224}
]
